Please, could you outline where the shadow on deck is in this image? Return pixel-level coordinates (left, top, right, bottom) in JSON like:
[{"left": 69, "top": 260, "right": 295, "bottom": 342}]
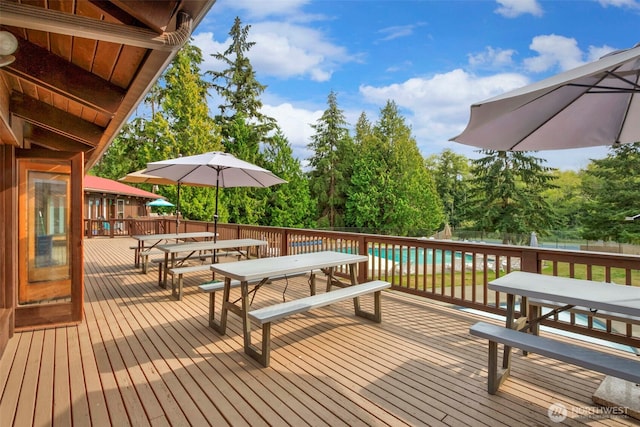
[{"left": 0, "top": 238, "right": 638, "bottom": 426}]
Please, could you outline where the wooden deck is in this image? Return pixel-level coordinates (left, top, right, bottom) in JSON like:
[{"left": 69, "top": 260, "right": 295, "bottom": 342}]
[{"left": 1, "top": 237, "right": 639, "bottom": 426}]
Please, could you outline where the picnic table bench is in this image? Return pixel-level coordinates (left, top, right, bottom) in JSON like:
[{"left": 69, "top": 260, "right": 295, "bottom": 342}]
[
  {"left": 469, "top": 321, "right": 640, "bottom": 394},
  {"left": 248, "top": 280, "right": 391, "bottom": 367},
  {"left": 198, "top": 272, "right": 307, "bottom": 324},
  {"left": 140, "top": 249, "right": 164, "bottom": 273}
]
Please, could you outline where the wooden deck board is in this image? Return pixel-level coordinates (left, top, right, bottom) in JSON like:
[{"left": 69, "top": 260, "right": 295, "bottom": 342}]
[
  {"left": 1, "top": 237, "right": 639, "bottom": 426},
  {"left": 1, "top": 332, "right": 29, "bottom": 425}
]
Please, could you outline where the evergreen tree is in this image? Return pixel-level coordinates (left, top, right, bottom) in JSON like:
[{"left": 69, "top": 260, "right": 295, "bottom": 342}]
[
  {"left": 580, "top": 143, "right": 640, "bottom": 243},
  {"left": 156, "top": 42, "right": 222, "bottom": 221},
  {"left": 543, "top": 169, "right": 583, "bottom": 239},
  {"left": 354, "top": 111, "right": 372, "bottom": 141},
  {"left": 208, "top": 17, "right": 291, "bottom": 227},
  {"left": 468, "top": 150, "right": 558, "bottom": 244},
  {"left": 219, "top": 115, "right": 264, "bottom": 226},
  {"left": 92, "top": 112, "right": 175, "bottom": 182},
  {"left": 161, "top": 43, "right": 221, "bottom": 156},
  {"left": 346, "top": 101, "right": 444, "bottom": 235},
  {"left": 307, "top": 91, "right": 354, "bottom": 228},
  {"left": 426, "top": 149, "right": 471, "bottom": 229},
  {"left": 263, "top": 130, "right": 315, "bottom": 228},
  {"left": 208, "top": 16, "right": 276, "bottom": 148}
]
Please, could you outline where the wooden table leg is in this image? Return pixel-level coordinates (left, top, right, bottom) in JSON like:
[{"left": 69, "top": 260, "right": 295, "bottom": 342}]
[
  {"left": 325, "top": 267, "right": 335, "bottom": 292},
  {"left": 309, "top": 272, "right": 316, "bottom": 295},
  {"left": 240, "top": 280, "right": 254, "bottom": 355},
  {"left": 349, "top": 263, "right": 362, "bottom": 313},
  {"left": 161, "top": 252, "right": 169, "bottom": 288},
  {"left": 135, "top": 242, "right": 142, "bottom": 268},
  {"left": 211, "top": 277, "right": 232, "bottom": 334},
  {"left": 502, "top": 293, "right": 516, "bottom": 370},
  {"left": 241, "top": 279, "right": 270, "bottom": 366}
]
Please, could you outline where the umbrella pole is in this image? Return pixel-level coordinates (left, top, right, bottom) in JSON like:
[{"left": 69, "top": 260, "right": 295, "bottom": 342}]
[
  {"left": 176, "top": 183, "right": 181, "bottom": 234},
  {"left": 214, "top": 171, "right": 220, "bottom": 243}
]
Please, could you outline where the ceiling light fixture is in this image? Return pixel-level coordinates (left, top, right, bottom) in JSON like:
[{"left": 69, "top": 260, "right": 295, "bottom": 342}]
[{"left": 0, "top": 31, "right": 18, "bottom": 67}]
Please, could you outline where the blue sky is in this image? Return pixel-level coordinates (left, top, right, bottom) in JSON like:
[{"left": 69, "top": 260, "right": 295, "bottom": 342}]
[{"left": 190, "top": 0, "right": 640, "bottom": 170}]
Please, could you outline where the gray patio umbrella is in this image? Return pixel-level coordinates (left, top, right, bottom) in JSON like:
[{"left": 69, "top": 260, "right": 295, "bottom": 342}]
[
  {"left": 145, "top": 151, "right": 287, "bottom": 241},
  {"left": 450, "top": 42, "right": 640, "bottom": 151}
]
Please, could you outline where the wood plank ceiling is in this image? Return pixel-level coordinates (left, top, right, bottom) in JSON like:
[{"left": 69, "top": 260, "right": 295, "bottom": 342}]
[{"left": 0, "top": 0, "right": 215, "bottom": 168}]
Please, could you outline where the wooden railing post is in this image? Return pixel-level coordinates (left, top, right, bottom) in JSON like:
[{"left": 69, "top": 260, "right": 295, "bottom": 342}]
[
  {"left": 358, "top": 234, "right": 368, "bottom": 284},
  {"left": 520, "top": 249, "right": 541, "bottom": 273},
  {"left": 281, "top": 230, "right": 289, "bottom": 256}
]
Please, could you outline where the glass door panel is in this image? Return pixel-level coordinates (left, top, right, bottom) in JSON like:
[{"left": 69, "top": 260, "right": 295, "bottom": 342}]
[
  {"left": 19, "top": 161, "right": 72, "bottom": 304},
  {"left": 116, "top": 199, "right": 125, "bottom": 233}
]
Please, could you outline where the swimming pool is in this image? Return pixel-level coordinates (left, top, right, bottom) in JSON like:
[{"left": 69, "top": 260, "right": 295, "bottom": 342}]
[{"left": 370, "top": 247, "right": 473, "bottom": 265}]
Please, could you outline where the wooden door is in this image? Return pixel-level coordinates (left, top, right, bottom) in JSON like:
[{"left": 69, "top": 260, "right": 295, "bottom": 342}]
[{"left": 16, "top": 151, "right": 83, "bottom": 328}]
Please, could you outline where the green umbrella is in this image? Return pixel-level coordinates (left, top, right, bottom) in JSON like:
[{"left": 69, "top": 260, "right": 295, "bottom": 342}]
[{"left": 147, "top": 198, "right": 174, "bottom": 207}]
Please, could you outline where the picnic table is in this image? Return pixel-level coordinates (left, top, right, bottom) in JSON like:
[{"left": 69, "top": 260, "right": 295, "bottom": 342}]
[
  {"left": 471, "top": 271, "right": 640, "bottom": 417},
  {"left": 208, "top": 251, "right": 390, "bottom": 366},
  {"left": 156, "top": 238, "right": 268, "bottom": 288},
  {"left": 131, "top": 231, "right": 216, "bottom": 267}
]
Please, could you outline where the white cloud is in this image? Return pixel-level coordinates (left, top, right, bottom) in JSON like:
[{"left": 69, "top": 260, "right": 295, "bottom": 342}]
[
  {"left": 360, "top": 69, "right": 528, "bottom": 121},
  {"left": 191, "top": 32, "right": 227, "bottom": 67},
  {"left": 587, "top": 44, "right": 618, "bottom": 62},
  {"left": 519, "top": 35, "right": 620, "bottom": 74},
  {"left": 495, "top": 0, "right": 543, "bottom": 17},
  {"left": 261, "top": 103, "right": 323, "bottom": 159},
  {"left": 597, "top": 0, "right": 640, "bottom": 8},
  {"left": 468, "top": 47, "right": 517, "bottom": 69},
  {"left": 355, "top": 69, "right": 529, "bottom": 156},
  {"left": 378, "top": 23, "right": 425, "bottom": 42},
  {"left": 192, "top": 23, "right": 356, "bottom": 82},
  {"left": 523, "top": 34, "right": 584, "bottom": 72},
  {"left": 250, "top": 21, "right": 355, "bottom": 81}
]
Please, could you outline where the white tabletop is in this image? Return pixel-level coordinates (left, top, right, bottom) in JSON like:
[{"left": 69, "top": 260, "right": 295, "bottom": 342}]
[
  {"left": 132, "top": 231, "right": 216, "bottom": 242},
  {"left": 210, "top": 250, "right": 368, "bottom": 282},
  {"left": 489, "top": 271, "right": 640, "bottom": 318},
  {"left": 156, "top": 238, "right": 267, "bottom": 254}
]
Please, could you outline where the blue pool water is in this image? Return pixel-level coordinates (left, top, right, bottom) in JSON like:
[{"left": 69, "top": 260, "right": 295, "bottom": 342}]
[{"left": 370, "top": 247, "right": 473, "bottom": 265}]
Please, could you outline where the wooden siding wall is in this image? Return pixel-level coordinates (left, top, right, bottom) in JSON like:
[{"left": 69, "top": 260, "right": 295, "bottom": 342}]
[
  {"left": 0, "top": 145, "right": 16, "bottom": 358},
  {"left": 84, "top": 194, "right": 149, "bottom": 219}
]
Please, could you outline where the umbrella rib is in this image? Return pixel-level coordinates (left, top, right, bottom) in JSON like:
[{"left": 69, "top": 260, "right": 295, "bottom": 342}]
[
  {"left": 507, "top": 86, "right": 584, "bottom": 150},
  {"left": 507, "top": 68, "right": 621, "bottom": 150},
  {"left": 144, "top": 164, "right": 188, "bottom": 183},
  {"left": 605, "top": 70, "right": 640, "bottom": 91},
  {"left": 615, "top": 86, "right": 636, "bottom": 144},
  {"left": 567, "top": 71, "right": 640, "bottom": 93},
  {"left": 206, "top": 164, "right": 273, "bottom": 188},
  {"left": 239, "top": 169, "right": 271, "bottom": 187}
]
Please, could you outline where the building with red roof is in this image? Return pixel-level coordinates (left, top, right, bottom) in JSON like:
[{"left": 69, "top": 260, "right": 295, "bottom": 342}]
[{"left": 84, "top": 175, "right": 167, "bottom": 221}]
